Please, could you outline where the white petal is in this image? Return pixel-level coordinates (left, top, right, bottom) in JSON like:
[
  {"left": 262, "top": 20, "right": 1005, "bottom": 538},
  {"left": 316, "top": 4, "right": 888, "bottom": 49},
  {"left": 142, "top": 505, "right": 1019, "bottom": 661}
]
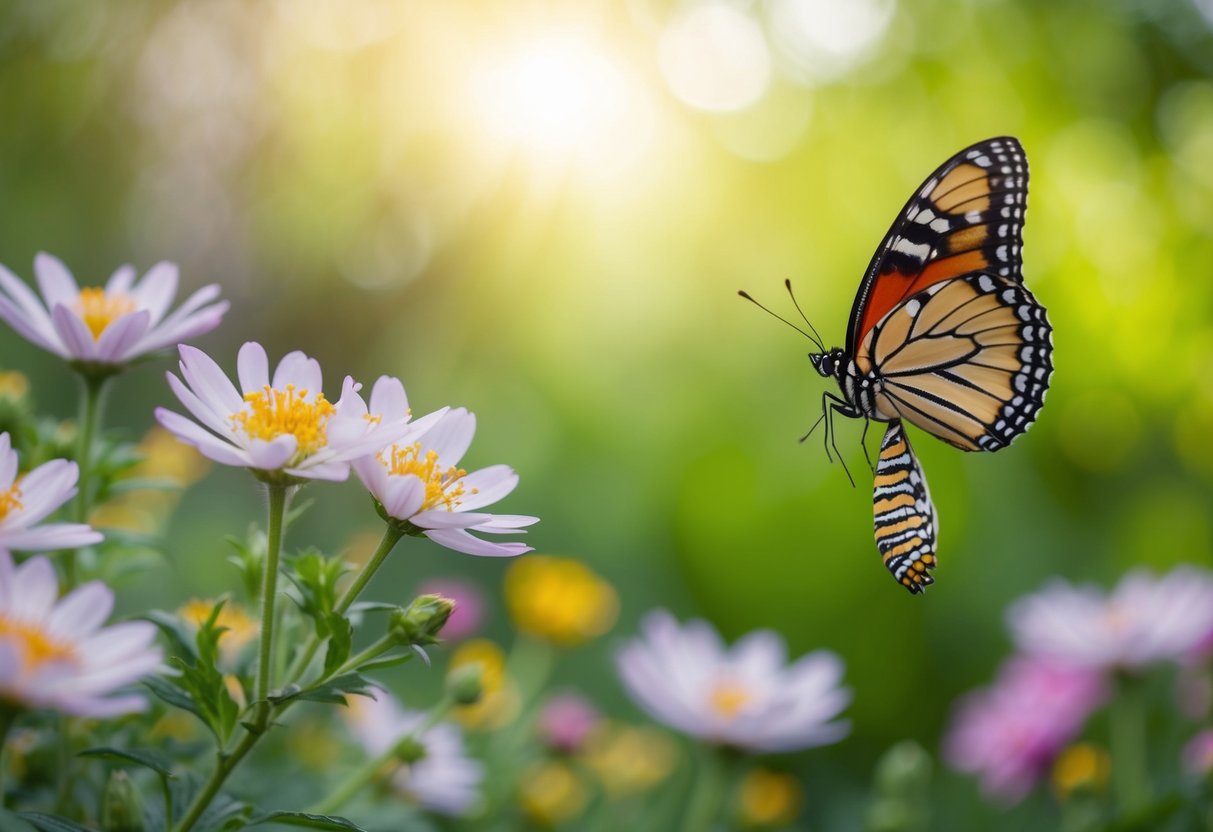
[
  {"left": 411, "top": 510, "right": 493, "bottom": 530},
  {"left": 48, "top": 581, "right": 114, "bottom": 638},
  {"left": 457, "top": 466, "right": 519, "bottom": 511},
  {"left": 178, "top": 345, "right": 242, "bottom": 414},
  {"left": 369, "top": 376, "right": 409, "bottom": 416},
  {"left": 0, "top": 294, "right": 63, "bottom": 356},
  {"left": 9, "top": 556, "right": 58, "bottom": 620},
  {"left": 7, "top": 459, "right": 78, "bottom": 528},
  {"left": 246, "top": 436, "right": 297, "bottom": 471},
  {"left": 0, "top": 433, "right": 16, "bottom": 490},
  {"left": 0, "top": 524, "right": 102, "bottom": 551},
  {"left": 34, "top": 253, "right": 79, "bottom": 309},
  {"left": 94, "top": 310, "right": 151, "bottom": 362},
  {"left": 420, "top": 409, "right": 476, "bottom": 467},
  {"left": 50, "top": 304, "right": 96, "bottom": 360},
  {"left": 423, "top": 527, "right": 531, "bottom": 557},
  {"left": 129, "top": 261, "right": 178, "bottom": 325},
  {"left": 105, "top": 264, "right": 136, "bottom": 294},
  {"left": 154, "top": 408, "right": 249, "bottom": 467},
  {"left": 237, "top": 341, "right": 270, "bottom": 393},
  {"left": 272, "top": 350, "right": 323, "bottom": 394}
]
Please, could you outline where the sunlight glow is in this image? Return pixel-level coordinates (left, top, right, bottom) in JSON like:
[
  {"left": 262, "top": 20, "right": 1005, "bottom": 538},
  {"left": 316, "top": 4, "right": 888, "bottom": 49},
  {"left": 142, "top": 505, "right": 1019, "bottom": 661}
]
[
  {"left": 659, "top": 2, "right": 772, "bottom": 113},
  {"left": 767, "top": 0, "right": 895, "bottom": 82},
  {"left": 472, "top": 32, "right": 639, "bottom": 162}
]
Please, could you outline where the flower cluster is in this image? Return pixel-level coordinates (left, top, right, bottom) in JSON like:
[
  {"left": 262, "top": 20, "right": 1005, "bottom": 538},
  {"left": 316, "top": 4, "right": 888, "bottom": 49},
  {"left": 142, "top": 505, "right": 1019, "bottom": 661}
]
[{"left": 945, "top": 565, "right": 1213, "bottom": 803}]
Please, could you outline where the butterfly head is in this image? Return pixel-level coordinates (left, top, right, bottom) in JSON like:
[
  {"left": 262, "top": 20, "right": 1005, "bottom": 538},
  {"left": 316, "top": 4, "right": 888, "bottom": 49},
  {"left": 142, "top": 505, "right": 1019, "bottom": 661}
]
[{"left": 810, "top": 348, "right": 846, "bottom": 379}]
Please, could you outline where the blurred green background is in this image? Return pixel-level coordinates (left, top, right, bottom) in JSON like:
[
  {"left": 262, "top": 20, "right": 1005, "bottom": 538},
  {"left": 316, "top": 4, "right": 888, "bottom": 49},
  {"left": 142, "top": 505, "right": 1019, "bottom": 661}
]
[{"left": 2, "top": 0, "right": 1213, "bottom": 826}]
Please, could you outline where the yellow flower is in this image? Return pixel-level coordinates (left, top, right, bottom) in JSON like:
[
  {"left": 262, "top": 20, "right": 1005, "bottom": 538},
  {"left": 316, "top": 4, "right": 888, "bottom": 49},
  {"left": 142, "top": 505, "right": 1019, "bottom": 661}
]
[
  {"left": 178, "top": 599, "right": 259, "bottom": 664},
  {"left": 583, "top": 721, "right": 678, "bottom": 796},
  {"left": 448, "top": 639, "right": 520, "bottom": 731},
  {"left": 737, "top": 768, "right": 803, "bottom": 828},
  {"left": 504, "top": 556, "right": 618, "bottom": 646},
  {"left": 0, "top": 371, "right": 29, "bottom": 403},
  {"left": 519, "top": 761, "right": 588, "bottom": 826},
  {"left": 1052, "top": 742, "right": 1110, "bottom": 800}
]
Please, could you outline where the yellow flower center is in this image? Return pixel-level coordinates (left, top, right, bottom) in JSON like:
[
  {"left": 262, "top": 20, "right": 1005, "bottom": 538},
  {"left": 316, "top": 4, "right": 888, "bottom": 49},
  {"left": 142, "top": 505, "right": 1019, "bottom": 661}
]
[
  {"left": 0, "top": 480, "right": 23, "bottom": 523},
  {"left": 709, "top": 680, "right": 752, "bottom": 720},
  {"left": 231, "top": 385, "right": 335, "bottom": 457},
  {"left": 74, "top": 288, "right": 136, "bottom": 339},
  {"left": 380, "top": 442, "right": 469, "bottom": 511},
  {"left": 0, "top": 616, "right": 76, "bottom": 671}
]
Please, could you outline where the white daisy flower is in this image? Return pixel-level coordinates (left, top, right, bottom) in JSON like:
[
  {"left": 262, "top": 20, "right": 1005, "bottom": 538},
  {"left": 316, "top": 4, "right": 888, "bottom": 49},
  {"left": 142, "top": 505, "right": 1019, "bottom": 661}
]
[
  {"left": 353, "top": 407, "right": 537, "bottom": 557},
  {"left": 0, "top": 433, "right": 102, "bottom": 552},
  {"left": 155, "top": 342, "right": 441, "bottom": 483},
  {"left": 0, "top": 551, "right": 161, "bottom": 717},
  {"left": 1008, "top": 566, "right": 1213, "bottom": 671},
  {"left": 0, "top": 253, "right": 228, "bottom": 368},
  {"left": 615, "top": 610, "right": 851, "bottom": 752},
  {"left": 344, "top": 688, "right": 484, "bottom": 816}
]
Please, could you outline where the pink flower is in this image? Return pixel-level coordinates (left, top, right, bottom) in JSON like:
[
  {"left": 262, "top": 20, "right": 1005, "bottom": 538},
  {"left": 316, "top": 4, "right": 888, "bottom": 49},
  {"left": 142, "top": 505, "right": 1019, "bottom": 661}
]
[
  {"left": 1183, "top": 730, "right": 1213, "bottom": 776},
  {"left": 416, "top": 578, "right": 485, "bottom": 642},
  {"left": 0, "top": 253, "right": 227, "bottom": 367},
  {"left": 537, "top": 692, "right": 601, "bottom": 753},
  {"left": 615, "top": 610, "right": 850, "bottom": 752},
  {"left": 0, "top": 433, "right": 102, "bottom": 552},
  {"left": 1008, "top": 567, "right": 1213, "bottom": 671},
  {"left": 0, "top": 551, "right": 162, "bottom": 717},
  {"left": 944, "top": 657, "right": 1106, "bottom": 803},
  {"left": 354, "top": 408, "right": 537, "bottom": 557},
  {"left": 155, "top": 343, "right": 441, "bottom": 482}
]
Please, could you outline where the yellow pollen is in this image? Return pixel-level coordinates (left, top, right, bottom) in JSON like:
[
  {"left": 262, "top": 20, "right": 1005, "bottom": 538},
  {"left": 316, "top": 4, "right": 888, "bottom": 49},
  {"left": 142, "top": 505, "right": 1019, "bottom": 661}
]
[
  {"left": 74, "top": 287, "right": 136, "bottom": 339},
  {"left": 231, "top": 385, "right": 335, "bottom": 457},
  {"left": 379, "top": 442, "right": 467, "bottom": 511},
  {"left": 0, "top": 480, "right": 22, "bottom": 523},
  {"left": 0, "top": 616, "right": 75, "bottom": 670},
  {"left": 709, "top": 680, "right": 752, "bottom": 720}
]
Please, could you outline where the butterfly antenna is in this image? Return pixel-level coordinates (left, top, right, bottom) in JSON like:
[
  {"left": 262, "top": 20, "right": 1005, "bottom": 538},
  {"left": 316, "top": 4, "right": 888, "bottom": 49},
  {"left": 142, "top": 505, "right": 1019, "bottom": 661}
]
[
  {"left": 783, "top": 280, "right": 826, "bottom": 352},
  {"left": 738, "top": 290, "right": 815, "bottom": 341}
]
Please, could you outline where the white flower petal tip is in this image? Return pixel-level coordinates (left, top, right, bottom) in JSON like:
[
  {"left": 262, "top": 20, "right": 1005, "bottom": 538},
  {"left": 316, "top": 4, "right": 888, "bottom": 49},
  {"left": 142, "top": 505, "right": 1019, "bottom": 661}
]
[
  {"left": 356, "top": 409, "right": 537, "bottom": 557},
  {"left": 0, "top": 551, "right": 162, "bottom": 717},
  {"left": 615, "top": 609, "right": 850, "bottom": 753},
  {"left": 160, "top": 348, "right": 421, "bottom": 483},
  {"left": 0, "top": 254, "right": 227, "bottom": 369},
  {"left": 1008, "top": 565, "right": 1213, "bottom": 671},
  {"left": 343, "top": 687, "right": 483, "bottom": 816},
  {"left": 0, "top": 435, "right": 103, "bottom": 552}
]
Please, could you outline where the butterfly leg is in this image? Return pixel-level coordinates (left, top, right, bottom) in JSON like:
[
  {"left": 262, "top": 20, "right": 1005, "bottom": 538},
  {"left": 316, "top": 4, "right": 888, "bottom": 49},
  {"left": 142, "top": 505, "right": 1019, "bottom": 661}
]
[{"left": 859, "top": 417, "right": 876, "bottom": 474}]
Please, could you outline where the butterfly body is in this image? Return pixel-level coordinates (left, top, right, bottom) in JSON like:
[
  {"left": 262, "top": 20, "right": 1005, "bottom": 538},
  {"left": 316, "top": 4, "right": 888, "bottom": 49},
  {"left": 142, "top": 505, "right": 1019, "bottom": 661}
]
[{"left": 797, "top": 137, "right": 1053, "bottom": 594}]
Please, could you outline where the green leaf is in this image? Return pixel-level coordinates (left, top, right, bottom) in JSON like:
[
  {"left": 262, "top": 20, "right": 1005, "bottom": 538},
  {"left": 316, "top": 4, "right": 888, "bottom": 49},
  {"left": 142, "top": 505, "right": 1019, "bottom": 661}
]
[
  {"left": 269, "top": 673, "right": 376, "bottom": 707},
  {"left": 79, "top": 746, "right": 175, "bottom": 778},
  {"left": 357, "top": 652, "right": 415, "bottom": 673},
  {"left": 345, "top": 601, "right": 402, "bottom": 615},
  {"left": 15, "top": 814, "right": 94, "bottom": 832},
  {"left": 143, "top": 675, "right": 203, "bottom": 720},
  {"left": 142, "top": 609, "right": 201, "bottom": 661},
  {"left": 322, "top": 615, "right": 352, "bottom": 677},
  {"left": 247, "top": 812, "right": 369, "bottom": 831},
  {"left": 0, "top": 809, "right": 38, "bottom": 832}
]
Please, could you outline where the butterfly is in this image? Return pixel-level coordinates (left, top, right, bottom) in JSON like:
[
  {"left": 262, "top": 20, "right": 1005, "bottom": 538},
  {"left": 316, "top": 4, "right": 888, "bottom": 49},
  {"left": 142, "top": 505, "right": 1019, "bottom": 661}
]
[{"left": 742, "top": 137, "right": 1052, "bottom": 594}]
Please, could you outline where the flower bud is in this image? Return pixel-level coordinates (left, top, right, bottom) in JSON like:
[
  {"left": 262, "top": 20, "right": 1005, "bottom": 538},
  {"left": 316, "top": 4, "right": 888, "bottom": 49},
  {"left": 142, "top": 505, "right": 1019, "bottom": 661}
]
[
  {"left": 100, "top": 770, "right": 145, "bottom": 832},
  {"left": 393, "top": 735, "right": 427, "bottom": 765},
  {"left": 447, "top": 662, "right": 485, "bottom": 706},
  {"left": 391, "top": 594, "right": 455, "bottom": 647},
  {"left": 873, "top": 740, "right": 932, "bottom": 797}
]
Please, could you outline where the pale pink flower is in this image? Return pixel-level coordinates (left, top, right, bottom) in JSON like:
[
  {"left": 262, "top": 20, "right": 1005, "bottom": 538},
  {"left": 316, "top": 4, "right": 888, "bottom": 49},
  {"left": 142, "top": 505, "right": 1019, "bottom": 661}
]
[
  {"left": 0, "top": 253, "right": 227, "bottom": 366},
  {"left": 537, "top": 692, "right": 601, "bottom": 753},
  {"left": 1183, "top": 729, "right": 1213, "bottom": 776},
  {"left": 353, "top": 408, "right": 537, "bottom": 557},
  {"left": 615, "top": 610, "right": 850, "bottom": 752},
  {"left": 344, "top": 688, "right": 483, "bottom": 816},
  {"left": 1009, "top": 567, "right": 1213, "bottom": 671},
  {"left": 0, "top": 551, "right": 161, "bottom": 716},
  {"left": 155, "top": 342, "right": 441, "bottom": 482},
  {"left": 0, "top": 433, "right": 101, "bottom": 552},
  {"left": 416, "top": 578, "right": 485, "bottom": 642},
  {"left": 944, "top": 657, "right": 1106, "bottom": 803}
]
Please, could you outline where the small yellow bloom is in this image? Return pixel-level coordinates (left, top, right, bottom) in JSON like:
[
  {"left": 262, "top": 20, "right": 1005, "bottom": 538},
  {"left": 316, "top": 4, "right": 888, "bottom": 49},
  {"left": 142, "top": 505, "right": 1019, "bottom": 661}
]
[
  {"left": 178, "top": 599, "right": 259, "bottom": 664},
  {"left": 1051, "top": 742, "right": 1110, "bottom": 800},
  {"left": 519, "top": 761, "right": 588, "bottom": 826},
  {"left": 504, "top": 556, "right": 618, "bottom": 646},
  {"left": 449, "top": 639, "right": 520, "bottom": 731},
  {"left": 737, "top": 768, "right": 803, "bottom": 828},
  {"left": 583, "top": 721, "right": 678, "bottom": 796},
  {"left": 0, "top": 371, "right": 29, "bottom": 402}
]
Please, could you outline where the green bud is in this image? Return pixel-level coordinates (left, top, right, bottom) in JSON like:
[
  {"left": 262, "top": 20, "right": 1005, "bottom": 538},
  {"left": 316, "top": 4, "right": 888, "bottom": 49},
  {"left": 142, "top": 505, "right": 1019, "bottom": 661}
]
[
  {"left": 100, "top": 770, "right": 145, "bottom": 832},
  {"left": 873, "top": 740, "right": 932, "bottom": 797},
  {"left": 390, "top": 594, "right": 455, "bottom": 647},
  {"left": 446, "top": 662, "right": 485, "bottom": 706},
  {"left": 394, "top": 736, "right": 427, "bottom": 765}
]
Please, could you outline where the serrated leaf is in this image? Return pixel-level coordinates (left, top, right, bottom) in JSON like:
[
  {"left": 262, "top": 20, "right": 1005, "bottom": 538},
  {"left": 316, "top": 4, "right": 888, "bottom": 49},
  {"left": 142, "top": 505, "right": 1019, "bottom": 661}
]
[
  {"left": 142, "top": 610, "right": 200, "bottom": 661},
  {"left": 322, "top": 615, "right": 352, "bottom": 677},
  {"left": 247, "top": 811, "right": 369, "bottom": 831},
  {"left": 16, "top": 813, "right": 94, "bottom": 832},
  {"left": 79, "top": 746, "right": 175, "bottom": 778},
  {"left": 143, "top": 675, "right": 203, "bottom": 720}
]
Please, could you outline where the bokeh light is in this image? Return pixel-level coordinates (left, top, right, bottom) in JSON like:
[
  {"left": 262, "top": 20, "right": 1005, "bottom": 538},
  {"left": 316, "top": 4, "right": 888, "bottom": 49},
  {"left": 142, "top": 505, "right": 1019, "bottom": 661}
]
[{"left": 658, "top": 1, "right": 772, "bottom": 112}]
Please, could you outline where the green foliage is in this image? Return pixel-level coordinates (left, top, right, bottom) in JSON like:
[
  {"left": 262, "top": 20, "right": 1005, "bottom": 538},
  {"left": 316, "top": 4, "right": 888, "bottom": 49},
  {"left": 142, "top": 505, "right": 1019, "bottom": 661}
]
[{"left": 245, "top": 812, "right": 368, "bottom": 831}]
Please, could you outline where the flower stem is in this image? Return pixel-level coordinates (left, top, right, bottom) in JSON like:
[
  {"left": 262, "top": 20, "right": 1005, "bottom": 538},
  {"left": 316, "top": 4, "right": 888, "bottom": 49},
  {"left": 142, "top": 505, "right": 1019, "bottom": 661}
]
[
  {"left": 66, "top": 373, "right": 109, "bottom": 588},
  {"left": 284, "top": 525, "right": 404, "bottom": 685},
  {"left": 307, "top": 697, "right": 453, "bottom": 816},
  {"left": 173, "top": 483, "right": 289, "bottom": 832},
  {"left": 1110, "top": 673, "right": 1149, "bottom": 814},
  {"left": 681, "top": 746, "right": 726, "bottom": 832}
]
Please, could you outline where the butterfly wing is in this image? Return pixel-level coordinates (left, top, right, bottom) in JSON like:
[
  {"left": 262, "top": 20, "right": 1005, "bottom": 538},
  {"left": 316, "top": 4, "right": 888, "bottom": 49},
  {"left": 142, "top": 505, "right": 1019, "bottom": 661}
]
[
  {"left": 874, "top": 421, "right": 938, "bottom": 594},
  {"left": 847, "top": 137, "right": 1029, "bottom": 357},
  {"left": 859, "top": 272, "right": 1052, "bottom": 452}
]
